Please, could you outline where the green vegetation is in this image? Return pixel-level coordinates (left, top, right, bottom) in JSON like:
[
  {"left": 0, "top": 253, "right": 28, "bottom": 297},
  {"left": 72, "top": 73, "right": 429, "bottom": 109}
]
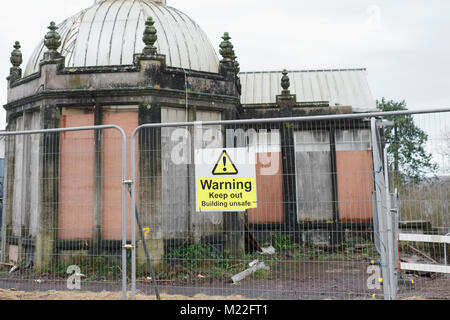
[
  {"left": 163, "top": 243, "right": 247, "bottom": 281},
  {"left": 36, "top": 255, "right": 124, "bottom": 281},
  {"left": 2, "top": 234, "right": 380, "bottom": 283},
  {"left": 376, "top": 98, "right": 438, "bottom": 185},
  {"left": 272, "top": 233, "right": 298, "bottom": 251}
]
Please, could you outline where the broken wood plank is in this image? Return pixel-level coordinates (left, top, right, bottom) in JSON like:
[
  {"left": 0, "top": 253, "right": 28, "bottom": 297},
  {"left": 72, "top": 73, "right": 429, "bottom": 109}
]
[
  {"left": 405, "top": 243, "right": 439, "bottom": 264},
  {"left": 0, "top": 262, "right": 15, "bottom": 267}
]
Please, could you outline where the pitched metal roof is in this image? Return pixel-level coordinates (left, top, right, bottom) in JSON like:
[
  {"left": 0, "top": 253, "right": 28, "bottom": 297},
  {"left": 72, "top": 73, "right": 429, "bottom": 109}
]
[
  {"left": 25, "top": 0, "right": 219, "bottom": 76},
  {"left": 239, "top": 69, "right": 377, "bottom": 112}
]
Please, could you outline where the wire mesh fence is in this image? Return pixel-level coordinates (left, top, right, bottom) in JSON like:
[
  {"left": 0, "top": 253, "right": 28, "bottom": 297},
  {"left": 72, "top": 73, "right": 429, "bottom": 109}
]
[
  {"left": 0, "top": 109, "right": 449, "bottom": 300},
  {"left": 0, "top": 122, "right": 129, "bottom": 298},
  {"left": 388, "top": 112, "right": 450, "bottom": 299},
  {"left": 129, "top": 109, "right": 449, "bottom": 300}
]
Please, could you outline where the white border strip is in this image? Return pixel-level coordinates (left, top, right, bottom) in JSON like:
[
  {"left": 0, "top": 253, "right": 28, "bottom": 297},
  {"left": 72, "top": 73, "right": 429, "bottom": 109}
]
[
  {"left": 399, "top": 233, "right": 450, "bottom": 244},
  {"left": 400, "top": 263, "right": 450, "bottom": 274}
]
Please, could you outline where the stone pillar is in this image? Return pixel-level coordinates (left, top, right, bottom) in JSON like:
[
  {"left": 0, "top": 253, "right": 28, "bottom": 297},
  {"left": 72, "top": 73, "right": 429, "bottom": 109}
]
[
  {"left": 2, "top": 41, "right": 24, "bottom": 262},
  {"left": 218, "top": 32, "right": 246, "bottom": 258},
  {"left": 136, "top": 103, "right": 164, "bottom": 272},
  {"left": 280, "top": 122, "right": 299, "bottom": 242},
  {"left": 35, "top": 104, "right": 60, "bottom": 272},
  {"left": 277, "top": 70, "right": 300, "bottom": 242},
  {"left": 1, "top": 120, "right": 17, "bottom": 264},
  {"left": 133, "top": 17, "right": 167, "bottom": 273}
]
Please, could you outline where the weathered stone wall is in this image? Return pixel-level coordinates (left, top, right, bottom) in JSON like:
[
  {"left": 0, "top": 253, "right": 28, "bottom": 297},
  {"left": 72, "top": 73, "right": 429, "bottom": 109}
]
[{"left": 3, "top": 51, "right": 241, "bottom": 268}]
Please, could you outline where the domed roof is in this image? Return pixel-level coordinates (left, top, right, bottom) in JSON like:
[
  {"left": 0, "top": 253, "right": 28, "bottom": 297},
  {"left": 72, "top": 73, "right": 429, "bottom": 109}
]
[{"left": 24, "top": 0, "right": 219, "bottom": 76}]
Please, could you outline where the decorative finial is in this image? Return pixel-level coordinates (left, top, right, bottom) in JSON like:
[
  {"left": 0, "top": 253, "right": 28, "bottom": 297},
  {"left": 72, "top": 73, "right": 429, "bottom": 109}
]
[
  {"left": 281, "top": 69, "right": 290, "bottom": 92},
  {"left": 10, "top": 41, "right": 23, "bottom": 68},
  {"left": 9, "top": 41, "right": 23, "bottom": 81},
  {"left": 143, "top": 17, "right": 158, "bottom": 55},
  {"left": 219, "top": 32, "right": 235, "bottom": 63},
  {"left": 44, "top": 22, "right": 62, "bottom": 53}
]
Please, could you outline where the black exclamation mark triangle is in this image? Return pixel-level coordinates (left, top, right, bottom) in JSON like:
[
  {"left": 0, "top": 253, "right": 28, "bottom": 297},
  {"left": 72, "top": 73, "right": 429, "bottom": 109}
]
[{"left": 212, "top": 151, "right": 238, "bottom": 175}]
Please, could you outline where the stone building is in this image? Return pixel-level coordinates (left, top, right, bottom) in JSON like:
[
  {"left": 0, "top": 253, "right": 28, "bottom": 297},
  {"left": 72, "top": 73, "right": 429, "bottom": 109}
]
[{"left": 2, "top": 0, "right": 377, "bottom": 271}]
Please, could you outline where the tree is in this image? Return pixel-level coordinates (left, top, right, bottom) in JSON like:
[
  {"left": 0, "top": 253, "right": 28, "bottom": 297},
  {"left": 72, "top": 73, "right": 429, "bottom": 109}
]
[{"left": 376, "top": 98, "right": 438, "bottom": 184}]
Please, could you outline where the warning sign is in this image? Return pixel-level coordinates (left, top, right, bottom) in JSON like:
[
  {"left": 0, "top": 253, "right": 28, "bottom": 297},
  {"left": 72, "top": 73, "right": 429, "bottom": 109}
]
[{"left": 195, "top": 148, "right": 257, "bottom": 212}]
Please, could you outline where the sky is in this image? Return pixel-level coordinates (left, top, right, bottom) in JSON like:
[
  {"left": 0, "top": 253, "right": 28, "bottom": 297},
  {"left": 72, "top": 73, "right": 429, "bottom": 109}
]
[{"left": 0, "top": 0, "right": 449, "bottom": 131}]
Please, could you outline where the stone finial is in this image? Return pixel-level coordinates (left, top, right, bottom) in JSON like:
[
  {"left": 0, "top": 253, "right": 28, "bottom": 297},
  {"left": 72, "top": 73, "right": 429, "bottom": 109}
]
[
  {"left": 277, "top": 69, "right": 296, "bottom": 108},
  {"left": 219, "top": 32, "right": 235, "bottom": 63},
  {"left": 10, "top": 41, "right": 23, "bottom": 68},
  {"left": 43, "top": 21, "right": 63, "bottom": 62},
  {"left": 44, "top": 22, "right": 62, "bottom": 52},
  {"left": 281, "top": 69, "right": 290, "bottom": 92},
  {"left": 143, "top": 17, "right": 158, "bottom": 55},
  {"left": 9, "top": 41, "right": 23, "bottom": 81}
]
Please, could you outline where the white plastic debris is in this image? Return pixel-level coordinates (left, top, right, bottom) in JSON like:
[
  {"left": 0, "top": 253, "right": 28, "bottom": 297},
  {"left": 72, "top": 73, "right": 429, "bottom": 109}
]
[
  {"left": 249, "top": 259, "right": 259, "bottom": 268},
  {"left": 258, "top": 246, "right": 276, "bottom": 255},
  {"left": 231, "top": 260, "right": 267, "bottom": 284},
  {"left": 9, "top": 265, "right": 18, "bottom": 274}
]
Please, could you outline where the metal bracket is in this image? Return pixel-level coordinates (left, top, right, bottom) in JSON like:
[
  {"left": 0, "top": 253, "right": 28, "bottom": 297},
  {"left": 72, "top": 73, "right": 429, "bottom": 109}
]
[
  {"left": 123, "top": 180, "right": 133, "bottom": 185},
  {"left": 123, "top": 244, "right": 135, "bottom": 250}
]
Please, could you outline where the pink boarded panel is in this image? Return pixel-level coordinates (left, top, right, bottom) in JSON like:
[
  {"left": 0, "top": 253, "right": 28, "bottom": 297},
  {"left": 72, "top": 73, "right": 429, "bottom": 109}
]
[
  {"left": 248, "top": 152, "right": 284, "bottom": 224},
  {"left": 336, "top": 150, "right": 374, "bottom": 223},
  {"left": 102, "top": 111, "right": 138, "bottom": 241},
  {"left": 58, "top": 112, "right": 95, "bottom": 240}
]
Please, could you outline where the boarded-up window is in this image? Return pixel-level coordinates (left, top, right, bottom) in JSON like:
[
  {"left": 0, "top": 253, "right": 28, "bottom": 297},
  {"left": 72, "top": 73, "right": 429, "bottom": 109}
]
[
  {"left": 10, "top": 111, "right": 43, "bottom": 238},
  {"left": 59, "top": 109, "right": 94, "bottom": 240},
  {"left": 161, "top": 108, "right": 223, "bottom": 238},
  {"left": 161, "top": 107, "right": 190, "bottom": 238},
  {"left": 102, "top": 109, "right": 138, "bottom": 241},
  {"left": 248, "top": 130, "right": 284, "bottom": 224},
  {"left": 294, "top": 131, "right": 334, "bottom": 222},
  {"left": 335, "top": 129, "right": 373, "bottom": 222}
]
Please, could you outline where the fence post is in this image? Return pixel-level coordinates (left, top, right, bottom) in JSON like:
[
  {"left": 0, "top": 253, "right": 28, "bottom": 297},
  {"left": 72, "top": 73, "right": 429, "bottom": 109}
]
[
  {"left": 384, "top": 147, "right": 398, "bottom": 300},
  {"left": 371, "top": 117, "right": 392, "bottom": 300}
]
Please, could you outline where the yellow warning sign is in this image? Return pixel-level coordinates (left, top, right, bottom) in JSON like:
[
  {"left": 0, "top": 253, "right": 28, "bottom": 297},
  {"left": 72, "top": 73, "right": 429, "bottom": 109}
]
[
  {"left": 212, "top": 151, "right": 238, "bottom": 175},
  {"left": 195, "top": 148, "right": 257, "bottom": 212},
  {"left": 197, "top": 177, "right": 257, "bottom": 211}
]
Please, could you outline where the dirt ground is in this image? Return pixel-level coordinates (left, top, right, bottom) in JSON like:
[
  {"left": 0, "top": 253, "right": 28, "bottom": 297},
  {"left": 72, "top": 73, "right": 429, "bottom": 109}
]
[
  {"left": 0, "top": 289, "right": 246, "bottom": 301},
  {"left": 1, "top": 260, "right": 449, "bottom": 300}
]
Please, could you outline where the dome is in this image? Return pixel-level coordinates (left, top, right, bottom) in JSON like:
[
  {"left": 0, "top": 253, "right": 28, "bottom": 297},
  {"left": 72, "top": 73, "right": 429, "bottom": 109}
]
[{"left": 24, "top": 0, "right": 219, "bottom": 76}]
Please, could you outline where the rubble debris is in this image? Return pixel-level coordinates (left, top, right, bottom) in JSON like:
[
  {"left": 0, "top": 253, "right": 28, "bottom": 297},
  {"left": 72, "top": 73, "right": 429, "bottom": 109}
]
[
  {"left": 258, "top": 246, "right": 276, "bottom": 255},
  {"left": 231, "top": 260, "right": 267, "bottom": 284}
]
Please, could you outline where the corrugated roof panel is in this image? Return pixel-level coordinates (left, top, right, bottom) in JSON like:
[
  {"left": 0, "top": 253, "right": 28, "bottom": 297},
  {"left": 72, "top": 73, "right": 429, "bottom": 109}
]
[
  {"left": 239, "top": 69, "right": 377, "bottom": 112},
  {"left": 261, "top": 72, "right": 272, "bottom": 104},
  {"left": 253, "top": 72, "right": 263, "bottom": 104},
  {"left": 310, "top": 72, "right": 322, "bottom": 102}
]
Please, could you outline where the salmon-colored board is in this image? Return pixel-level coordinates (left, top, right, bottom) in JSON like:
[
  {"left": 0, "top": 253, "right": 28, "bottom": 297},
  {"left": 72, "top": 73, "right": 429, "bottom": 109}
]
[
  {"left": 102, "top": 111, "right": 138, "bottom": 241},
  {"left": 58, "top": 112, "right": 95, "bottom": 240},
  {"left": 336, "top": 150, "right": 374, "bottom": 222},
  {"left": 248, "top": 152, "right": 284, "bottom": 224}
]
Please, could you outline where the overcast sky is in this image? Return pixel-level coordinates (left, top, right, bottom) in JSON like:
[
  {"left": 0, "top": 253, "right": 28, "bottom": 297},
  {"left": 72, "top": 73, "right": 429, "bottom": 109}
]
[{"left": 0, "top": 0, "right": 449, "bottom": 130}]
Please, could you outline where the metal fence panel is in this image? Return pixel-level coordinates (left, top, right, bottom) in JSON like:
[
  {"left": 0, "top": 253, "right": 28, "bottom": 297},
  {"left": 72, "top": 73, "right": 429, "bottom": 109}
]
[
  {"left": 128, "top": 109, "right": 449, "bottom": 300},
  {"left": 387, "top": 112, "right": 450, "bottom": 300},
  {"left": 0, "top": 125, "right": 129, "bottom": 300},
  {"left": 130, "top": 115, "right": 378, "bottom": 300},
  {"left": 1, "top": 109, "right": 449, "bottom": 300}
]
